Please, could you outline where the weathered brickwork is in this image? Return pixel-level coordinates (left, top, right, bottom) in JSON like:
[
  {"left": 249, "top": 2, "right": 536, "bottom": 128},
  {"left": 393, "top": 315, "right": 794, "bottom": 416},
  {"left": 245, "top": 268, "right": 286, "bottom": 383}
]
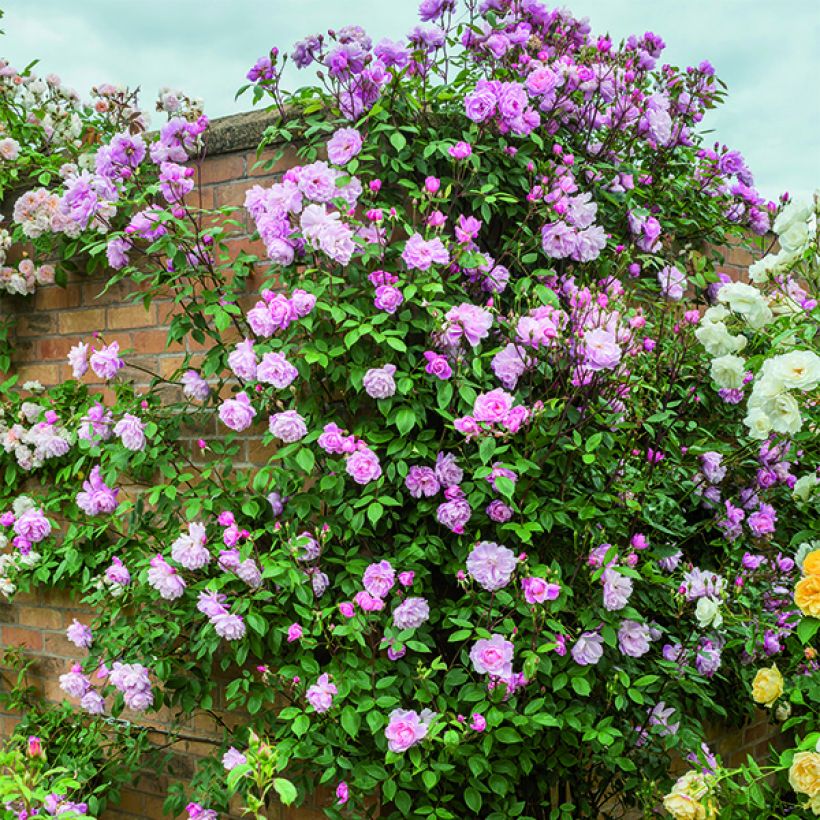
[{"left": 0, "top": 112, "right": 779, "bottom": 818}]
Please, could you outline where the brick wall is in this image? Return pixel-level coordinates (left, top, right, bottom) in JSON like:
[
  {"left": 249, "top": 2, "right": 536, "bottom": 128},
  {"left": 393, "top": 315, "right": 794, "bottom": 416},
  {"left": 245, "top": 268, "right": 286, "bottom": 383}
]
[
  {"left": 0, "top": 112, "right": 325, "bottom": 820},
  {"left": 0, "top": 111, "right": 778, "bottom": 818}
]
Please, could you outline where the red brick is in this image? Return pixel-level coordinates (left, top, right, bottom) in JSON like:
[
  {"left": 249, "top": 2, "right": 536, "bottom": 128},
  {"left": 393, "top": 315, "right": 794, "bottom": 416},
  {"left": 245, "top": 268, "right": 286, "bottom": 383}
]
[
  {"left": 129, "top": 329, "right": 182, "bottom": 355},
  {"left": 213, "top": 180, "right": 255, "bottom": 211},
  {"left": 197, "top": 153, "right": 246, "bottom": 186},
  {"left": 43, "top": 633, "right": 82, "bottom": 659},
  {"left": 15, "top": 313, "right": 57, "bottom": 337},
  {"left": 16, "top": 363, "right": 60, "bottom": 385},
  {"left": 107, "top": 303, "right": 157, "bottom": 330},
  {"left": 58, "top": 308, "right": 105, "bottom": 334},
  {"left": 3, "top": 626, "right": 43, "bottom": 652},
  {"left": 33, "top": 284, "right": 83, "bottom": 311},
  {"left": 16, "top": 606, "right": 63, "bottom": 630},
  {"left": 37, "top": 336, "right": 78, "bottom": 361}
]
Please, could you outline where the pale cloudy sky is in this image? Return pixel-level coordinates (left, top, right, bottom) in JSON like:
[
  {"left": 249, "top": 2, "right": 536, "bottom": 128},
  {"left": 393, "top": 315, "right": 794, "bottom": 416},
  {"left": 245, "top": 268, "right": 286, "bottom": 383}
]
[{"left": 2, "top": 0, "right": 818, "bottom": 200}]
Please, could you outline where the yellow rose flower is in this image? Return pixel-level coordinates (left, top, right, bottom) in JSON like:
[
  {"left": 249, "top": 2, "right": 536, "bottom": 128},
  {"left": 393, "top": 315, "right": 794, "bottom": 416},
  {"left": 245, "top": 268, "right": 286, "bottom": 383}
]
[
  {"left": 751, "top": 664, "right": 784, "bottom": 708},
  {"left": 795, "top": 574, "right": 820, "bottom": 618},
  {"left": 789, "top": 751, "right": 820, "bottom": 797},
  {"left": 662, "top": 792, "right": 705, "bottom": 820},
  {"left": 662, "top": 771, "right": 718, "bottom": 819},
  {"left": 804, "top": 549, "right": 820, "bottom": 577}
]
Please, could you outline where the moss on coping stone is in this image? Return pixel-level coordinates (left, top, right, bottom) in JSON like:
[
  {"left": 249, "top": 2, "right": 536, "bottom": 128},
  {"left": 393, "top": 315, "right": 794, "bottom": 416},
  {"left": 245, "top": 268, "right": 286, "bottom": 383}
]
[{"left": 202, "top": 109, "right": 279, "bottom": 157}]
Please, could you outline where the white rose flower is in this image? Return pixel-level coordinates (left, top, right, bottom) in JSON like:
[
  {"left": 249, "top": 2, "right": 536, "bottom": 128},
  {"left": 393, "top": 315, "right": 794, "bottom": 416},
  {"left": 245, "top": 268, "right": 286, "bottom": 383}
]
[
  {"left": 12, "top": 495, "right": 35, "bottom": 516},
  {"left": 751, "top": 361, "right": 789, "bottom": 399},
  {"left": 769, "top": 350, "right": 820, "bottom": 392},
  {"left": 793, "top": 474, "right": 818, "bottom": 503},
  {"left": 778, "top": 219, "right": 811, "bottom": 253},
  {"left": 0, "top": 578, "right": 16, "bottom": 597},
  {"left": 743, "top": 406, "right": 772, "bottom": 440},
  {"left": 775, "top": 702, "right": 792, "bottom": 722},
  {"left": 717, "top": 282, "right": 773, "bottom": 329},
  {"left": 695, "top": 321, "right": 747, "bottom": 357},
  {"left": 18, "top": 551, "right": 40, "bottom": 567},
  {"left": 702, "top": 305, "right": 729, "bottom": 324},
  {"left": 748, "top": 254, "right": 776, "bottom": 284},
  {"left": 766, "top": 392, "right": 802, "bottom": 435},
  {"left": 772, "top": 199, "right": 813, "bottom": 236},
  {"left": 710, "top": 354, "right": 746, "bottom": 389},
  {"left": 695, "top": 597, "right": 723, "bottom": 629}
]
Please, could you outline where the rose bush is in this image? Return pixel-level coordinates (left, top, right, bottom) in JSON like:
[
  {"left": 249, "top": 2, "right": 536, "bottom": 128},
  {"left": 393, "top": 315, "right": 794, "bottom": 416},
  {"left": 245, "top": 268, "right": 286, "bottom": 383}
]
[{"left": 1, "top": 1, "right": 818, "bottom": 818}]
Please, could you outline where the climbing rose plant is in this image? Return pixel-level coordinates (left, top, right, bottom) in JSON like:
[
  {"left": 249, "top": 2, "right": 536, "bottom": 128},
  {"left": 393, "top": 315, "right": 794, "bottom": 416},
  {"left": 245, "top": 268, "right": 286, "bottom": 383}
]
[{"left": 1, "top": 1, "right": 819, "bottom": 818}]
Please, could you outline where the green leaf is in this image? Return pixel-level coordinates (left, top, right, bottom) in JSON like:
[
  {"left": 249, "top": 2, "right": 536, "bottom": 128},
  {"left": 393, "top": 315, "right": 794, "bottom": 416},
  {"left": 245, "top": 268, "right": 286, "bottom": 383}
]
[
  {"left": 396, "top": 406, "right": 415, "bottom": 435},
  {"left": 571, "top": 677, "right": 591, "bottom": 697},
  {"left": 464, "top": 787, "right": 482, "bottom": 813},
  {"left": 796, "top": 617, "right": 819, "bottom": 644},
  {"left": 390, "top": 131, "right": 407, "bottom": 152},
  {"left": 292, "top": 714, "right": 310, "bottom": 736},
  {"left": 246, "top": 611, "right": 267, "bottom": 636},
  {"left": 367, "top": 501, "right": 384, "bottom": 527},
  {"left": 295, "top": 447, "right": 315, "bottom": 473},
  {"left": 494, "top": 475, "right": 515, "bottom": 499},
  {"left": 273, "top": 778, "right": 297, "bottom": 806},
  {"left": 341, "top": 706, "right": 361, "bottom": 738}
]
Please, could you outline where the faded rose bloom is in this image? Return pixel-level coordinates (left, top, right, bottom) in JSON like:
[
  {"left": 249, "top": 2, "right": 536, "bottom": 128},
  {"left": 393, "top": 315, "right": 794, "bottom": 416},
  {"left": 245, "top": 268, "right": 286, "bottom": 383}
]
[
  {"left": 392, "top": 596, "right": 430, "bottom": 630},
  {"left": 363, "top": 364, "right": 397, "bottom": 399},
  {"left": 466, "top": 541, "right": 517, "bottom": 591},
  {"left": 269, "top": 410, "right": 308, "bottom": 443}
]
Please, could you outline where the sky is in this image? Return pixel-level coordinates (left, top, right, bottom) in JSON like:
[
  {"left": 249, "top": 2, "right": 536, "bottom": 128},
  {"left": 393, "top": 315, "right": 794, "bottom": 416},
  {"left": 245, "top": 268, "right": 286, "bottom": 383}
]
[{"left": 2, "top": 0, "right": 818, "bottom": 201}]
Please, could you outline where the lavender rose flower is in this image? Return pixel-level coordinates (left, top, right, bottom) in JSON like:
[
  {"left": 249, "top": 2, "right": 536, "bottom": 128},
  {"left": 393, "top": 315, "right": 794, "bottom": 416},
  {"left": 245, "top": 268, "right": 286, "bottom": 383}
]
[
  {"left": 405, "top": 466, "right": 440, "bottom": 498},
  {"left": 66, "top": 619, "right": 93, "bottom": 649},
  {"left": 257, "top": 352, "right": 298, "bottom": 388},
  {"left": 219, "top": 393, "right": 256, "bottom": 432},
  {"left": 402, "top": 234, "right": 450, "bottom": 271},
  {"left": 392, "top": 597, "right": 430, "bottom": 630},
  {"left": 89, "top": 342, "right": 124, "bottom": 381},
  {"left": 363, "top": 364, "right": 397, "bottom": 399},
  {"left": 521, "top": 577, "right": 560, "bottom": 604},
  {"left": 374, "top": 285, "right": 404, "bottom": 313},
  {"left": 147, "top": 555, "right": 185, "bottom": 600},
  {"left": 76, "top": 465, "right": 119, "bottom": 516},
  {"left": 442, "top": 303, "right": 493, "bottom": 348},
  {"left": 384, "top": 708, "right": 436, "bottom": 753},
  {"left": 269, "top": 410, "right": 308, "bottom": 443},
  {"left": 346, "top": 447, "right": 382, "bottom": 484},
  {"left": 466, "top": 541, "right": 518, "bottom": 591},
  {"left": 171, "top": 522, "right": 210, "bottom": 570},
  {"left": 470, "top": 633, "right": 514, "bottom": 677},
  {"left": 68, "top": 342, "right": 89, "bottom": 378},
  {"left": 363, "top": 559, "right": 395, "bottom": 598},
  {"left": 181, "top": 370, "right": 210, "bottom": 401},
  {"left": 306, "top": 673, "right": 337, "bottom": 713},
  {"left": 486, "top": 500, "right": 513, "bottom": 523},
  {"left": 618, "top": 619, "right": 652, "bottom": 657},
  {"left": 658, "top": 265, "right": 687, "bottom": 300},
  {"left": 436, "top": 491, "right": 472, "bottom": 533},
  {"left": 473, "top": 389, "right": 514, "bottom": 423},
  {"left": 222, "top": 747, "right": 247, "bottom": 771},
  {"left": 571, "top": 631, "right": 604, "bottom": 666},
  {"left": 602, "top": 568, "right": 633, "bottom": 611},
  {"left": 583, "top": 328, "right": 622, "bottom": 371},
  {"left": 227, "top": 339, "right": 258, "bottom": 381},
  {"left": 327, "top": 127, "right": 362, "bottom": 165}
]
